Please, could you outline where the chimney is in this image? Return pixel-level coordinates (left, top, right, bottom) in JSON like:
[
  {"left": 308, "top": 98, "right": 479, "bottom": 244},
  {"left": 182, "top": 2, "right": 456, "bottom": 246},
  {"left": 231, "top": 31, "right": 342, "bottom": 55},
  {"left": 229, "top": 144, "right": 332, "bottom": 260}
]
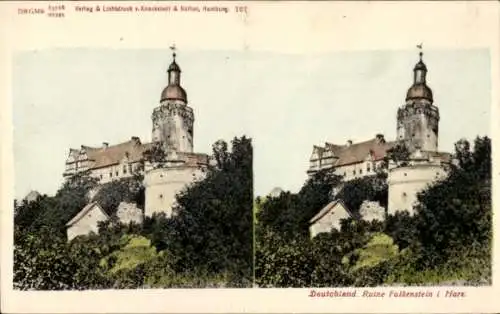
[
  {"left": 375, "top": 134, "right": 385, "bottom": 144},
  {"left": 102, "top": 142, "right": 109, "bottom": 149},
  {"left": 346, "top": 140, "right": 353, "bottom": 147}
]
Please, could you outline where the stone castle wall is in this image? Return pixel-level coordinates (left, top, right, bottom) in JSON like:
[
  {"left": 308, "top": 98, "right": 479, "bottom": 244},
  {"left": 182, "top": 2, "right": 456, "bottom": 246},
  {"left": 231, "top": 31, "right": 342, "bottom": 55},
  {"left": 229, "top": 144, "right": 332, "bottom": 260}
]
[
  {"left": 143, "top": 166, "right": 205, "bottom": 217},
  {"left": 397, "top": 102, "right": 439, "bottom": 152},
  {"left": 152, "top": 102, "right": 194, "bottom": 153},
  {"left": 387, "top": 162, "right": 447, "bottom": 215}
]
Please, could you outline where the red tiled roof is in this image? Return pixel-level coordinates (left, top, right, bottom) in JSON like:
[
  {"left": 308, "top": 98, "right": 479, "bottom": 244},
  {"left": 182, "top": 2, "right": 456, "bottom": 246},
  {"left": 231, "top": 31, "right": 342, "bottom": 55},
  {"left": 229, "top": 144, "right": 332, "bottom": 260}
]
[
  {"left": 83, "top": 139, "right": 148, "bottom": 169},
  {"left": 328, "top": 138, "right": 395, "bottom": 167}
]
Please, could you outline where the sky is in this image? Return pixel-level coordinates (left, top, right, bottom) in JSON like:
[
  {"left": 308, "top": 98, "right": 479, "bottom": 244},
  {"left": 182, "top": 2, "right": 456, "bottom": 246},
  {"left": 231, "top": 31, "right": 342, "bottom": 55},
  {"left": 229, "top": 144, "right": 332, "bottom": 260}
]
[{"left": 13, "top": 48, "right": 491, "bottom": 199}]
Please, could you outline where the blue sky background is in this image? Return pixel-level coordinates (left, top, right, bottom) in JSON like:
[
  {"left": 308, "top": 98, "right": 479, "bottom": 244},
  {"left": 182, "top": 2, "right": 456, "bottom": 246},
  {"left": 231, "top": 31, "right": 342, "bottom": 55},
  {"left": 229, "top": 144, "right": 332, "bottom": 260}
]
[{"left": 13, "top": 48, "right": 491, "bottom": 199}]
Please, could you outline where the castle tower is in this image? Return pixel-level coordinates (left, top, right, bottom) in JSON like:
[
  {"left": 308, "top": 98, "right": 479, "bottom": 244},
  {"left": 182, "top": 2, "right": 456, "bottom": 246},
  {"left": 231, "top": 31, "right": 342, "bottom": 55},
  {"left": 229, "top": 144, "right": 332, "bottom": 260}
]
[
  {"left": 144, "top": 49, "right": 209, "bottom": 217},
  {"left": 152, "top": 49, "right": 194, "bottom": 153},
  {"left": 388, "top": 50, "right": 447, "bottom": 215},
  {"left": 396, "top": 51, "right": 440, "bottom": 152}
]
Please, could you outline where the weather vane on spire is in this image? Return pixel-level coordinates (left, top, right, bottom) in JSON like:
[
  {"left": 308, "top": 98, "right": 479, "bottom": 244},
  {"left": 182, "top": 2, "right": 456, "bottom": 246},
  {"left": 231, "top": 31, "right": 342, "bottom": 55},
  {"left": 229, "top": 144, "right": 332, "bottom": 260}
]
[
  {"left": 170, "top": 43, "right": 177, "bottom": 60},
  {"left": 416, "top": 42, "right": 423, "bottom": 60}
]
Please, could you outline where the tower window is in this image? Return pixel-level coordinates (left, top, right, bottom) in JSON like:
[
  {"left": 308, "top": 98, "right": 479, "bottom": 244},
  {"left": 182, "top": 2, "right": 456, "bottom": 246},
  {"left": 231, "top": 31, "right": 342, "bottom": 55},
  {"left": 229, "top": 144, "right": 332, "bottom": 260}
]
[
  {"left": 404, "top": 173, "right": 407, "bottom": 176},
  {"left": 159, "top": 194, "right": 163, "bottom": 199}
]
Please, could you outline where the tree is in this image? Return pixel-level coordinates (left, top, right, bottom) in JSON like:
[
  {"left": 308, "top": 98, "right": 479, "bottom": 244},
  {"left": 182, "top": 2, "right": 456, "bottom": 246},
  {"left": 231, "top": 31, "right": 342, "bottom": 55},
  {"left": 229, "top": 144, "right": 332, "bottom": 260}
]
[
  {"left": 14, "top": 226, "right": 110, "bottom": 290},
  {"left": 157, "top": 136, "right": 253, "bottom": 286},
  {"left": 334, "top": 174, "right": 388, "bottom": 215},
  {"left": 383, "top": 141, "right": 410, "bottom": 168},
  {"left": 143, "top": 142, "right": 167, "bottom": 168},
  {"left": 384, "top": 211, "right": 418, "bottom": 250},
  {"left": 92, "top": 175, "right": 145, "bottom": 216},
  {"left": 255, "top": 227, "right": 314, "bottom": 287},
  {"left": 257, "top": 169, "right": 342, "bottom": 239},
  {"left": 413, "top": 137, "right": 491, "bottom": 276}
]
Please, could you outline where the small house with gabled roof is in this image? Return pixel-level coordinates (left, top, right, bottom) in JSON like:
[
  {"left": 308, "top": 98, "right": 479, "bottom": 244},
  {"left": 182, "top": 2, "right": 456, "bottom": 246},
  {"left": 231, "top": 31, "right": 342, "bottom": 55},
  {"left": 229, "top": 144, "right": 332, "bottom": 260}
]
[
  {"left": 66, "top": 202, "right": 110, "bottom": 241},
  {"left": 309, "top": 200, "right": 355, "bottom": 238}
]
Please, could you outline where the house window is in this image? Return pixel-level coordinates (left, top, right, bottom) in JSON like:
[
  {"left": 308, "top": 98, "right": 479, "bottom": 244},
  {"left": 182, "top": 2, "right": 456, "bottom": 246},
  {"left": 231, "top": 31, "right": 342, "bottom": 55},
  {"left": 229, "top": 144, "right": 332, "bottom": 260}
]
[
  {"left": 100, "top": 174, "right": 103, "bottom": 179},
  {"left": 159, "top": 194, "right": 163, "bottom": 199},
  {"left": 352, "top": 170, "right": 356, "bottom": 175},
  {"left": 123, "top": 165, "right": 127, "bottom": 174},
  {"left": 367, "top": 164, "right": 371, "bottom": 172},
  {"left": 110, "top": 172, "right": 113, "bottom": 178},
  {"left": 359, "top": 169, "right": 362, "bottom": 174},
  {"left": 129, "top": 164, "right": 133, "bottom": 173},
  {"left": 116, "top": 171, "right": 119, "bottom": 176}
]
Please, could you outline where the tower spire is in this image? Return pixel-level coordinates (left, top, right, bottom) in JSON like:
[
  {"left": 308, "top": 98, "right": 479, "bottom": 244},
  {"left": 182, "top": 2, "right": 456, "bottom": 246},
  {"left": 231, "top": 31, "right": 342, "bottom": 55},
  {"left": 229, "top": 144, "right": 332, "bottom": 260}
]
[
  {"left": 167, "top": 44, "right": 181, "bottom": 86},
  {"left": 160, "top": 44, "right": 187, "bottom": 103},
  {"left": 413, "top": 46, "right": 427, "bottom": 84},
  {"left": 170, "top": 44, "right": 177, "bottom": 61},
  {"left": 405, "top": 46, "right": 433, "bottom": 102}
]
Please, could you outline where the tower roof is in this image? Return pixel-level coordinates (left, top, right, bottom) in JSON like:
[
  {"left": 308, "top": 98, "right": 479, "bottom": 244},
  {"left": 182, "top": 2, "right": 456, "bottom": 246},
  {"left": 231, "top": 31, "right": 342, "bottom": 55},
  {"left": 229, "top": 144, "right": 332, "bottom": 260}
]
[
  {"left": 161, "top": 85, "right": 187, "bottom": 102},
  {"left": 168, "top": 59, "right": 181, "bottom": 72},
  {"left": 160, "top": 48, "right": 187, "bottom": 103},
  {"left": 406, "top": 51, "right": 433, "bottom": 102},
  {"left": 413, "top": 52, "right": 427, "bottom": 71},
  {"left": 406, "top": 83, "right": 433, "bottom": 102}
]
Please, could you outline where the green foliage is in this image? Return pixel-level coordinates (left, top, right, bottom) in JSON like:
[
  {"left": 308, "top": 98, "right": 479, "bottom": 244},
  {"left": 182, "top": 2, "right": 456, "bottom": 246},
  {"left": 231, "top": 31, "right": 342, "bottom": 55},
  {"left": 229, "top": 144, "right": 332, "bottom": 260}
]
[
  {"left": 383, "top": 141, "right": 411, "bottom": 167},
  {"left": 310, "top": 230, "right": 353, "bottom": 287},
  {"left": 101, "top": 235, "right": 158, "bottom": 274},
  {"left": 414, "top": 136, "right": 491, "bottom": 268},
  {"left": 256, "top": 136, "right": 491, "bottom": 288},
  {"left": 15, "top": 173, "right": 98, "bottom": 237},
  {"left": 349, "top": 233, "right": 398, "bottom": 271},
  {"left": 143, "top": 142, "right": 167, "bottom": 168},
  {"left": 92, "top": 175, "right": 145, "bottom": 215},
  {"left": 257, "top": 169, "right": 342, "bottom": 238},
  {"left": 334, "top": 174, "right": 388, "bottom": 215},
  {"left": 14, "top": 227, "right": 110, "bottom": 290},
  {"left": 385, "top": 211, "right": 418, "bottom": 250},
  {"left": 255, "top": 227, "right": 314, "bottom": 287},
  {"left": 164, "top": 136, "right": 253, "bottom": 286}
]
